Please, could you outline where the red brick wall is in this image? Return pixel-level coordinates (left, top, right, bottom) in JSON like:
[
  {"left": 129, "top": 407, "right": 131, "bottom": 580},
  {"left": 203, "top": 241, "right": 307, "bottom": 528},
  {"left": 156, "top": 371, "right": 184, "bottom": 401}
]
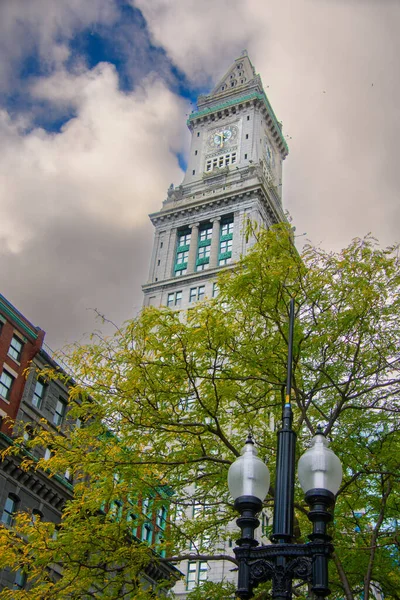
[{"left": 0, "top": 318, "right": 45, "bottom": 435}]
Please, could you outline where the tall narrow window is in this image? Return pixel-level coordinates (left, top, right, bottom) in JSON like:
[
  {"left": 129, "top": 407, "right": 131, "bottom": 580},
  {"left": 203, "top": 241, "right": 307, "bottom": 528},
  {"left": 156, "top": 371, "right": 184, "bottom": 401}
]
[
  {"left": 187, "top": 562, "right": 197, "bottom": 590},
  {"left": 8, "top": 335, "right": 23, "bottom": 362},
  {"left": 53, "top": 398, "right": 67, "bottom": 426},
  {"left": 175, "top": 229, "right": 191, "bottom": 276},
  {"left": 196, "top": 223, "right": 212, "bottom": 271},
  {"left": 186, "top": 561, "right": 208, "bottom": 590},
  {"left": 1, "top": 494, "right": 19, "bottom": 526},
  {"left": 0, "top": 369, "right": 15, "bottom": 400},
  {"left": 156, "top": 505, "right": 167, "bottom": 530},
  {"left": 142, "top": 522, "right": 153, "bottom": 544},
  {"left": 32, "top": 380, "right": 46, "bottom": 409},
  {"left": 219, "top": 216, "right": 234, "bottom": 266}
]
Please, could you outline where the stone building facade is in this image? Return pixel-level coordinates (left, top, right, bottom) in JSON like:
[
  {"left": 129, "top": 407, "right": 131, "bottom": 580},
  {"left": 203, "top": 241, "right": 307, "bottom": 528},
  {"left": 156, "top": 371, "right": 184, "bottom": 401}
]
[
  {"left": 142, "top": 52, "right": 288, "bottom": 597},
  {"left": 142, "top": 51, "right": 288, "bottom": 315}
]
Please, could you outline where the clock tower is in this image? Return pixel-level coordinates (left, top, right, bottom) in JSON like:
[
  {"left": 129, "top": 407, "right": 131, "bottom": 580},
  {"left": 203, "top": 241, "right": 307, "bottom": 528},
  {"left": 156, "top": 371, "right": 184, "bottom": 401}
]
[
  {"left": 142, "top": 51, "right": 288, "bottom": 313},
  {"left": 142, "top": 52, "right": 289, "bottom": 596}
]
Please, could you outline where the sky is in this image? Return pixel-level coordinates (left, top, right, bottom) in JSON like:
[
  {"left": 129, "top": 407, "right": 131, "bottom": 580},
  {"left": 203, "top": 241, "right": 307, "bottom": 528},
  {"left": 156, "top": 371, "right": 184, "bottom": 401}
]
[{"left": 1, "top": 0, "right": 399, "bottom": 350}]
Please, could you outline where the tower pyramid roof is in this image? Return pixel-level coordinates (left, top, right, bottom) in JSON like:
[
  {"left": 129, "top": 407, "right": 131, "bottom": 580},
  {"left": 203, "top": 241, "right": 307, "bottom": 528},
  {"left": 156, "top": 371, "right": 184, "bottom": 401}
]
[{"left": 210, "top": 50, "right": 258, "bottom": 96}]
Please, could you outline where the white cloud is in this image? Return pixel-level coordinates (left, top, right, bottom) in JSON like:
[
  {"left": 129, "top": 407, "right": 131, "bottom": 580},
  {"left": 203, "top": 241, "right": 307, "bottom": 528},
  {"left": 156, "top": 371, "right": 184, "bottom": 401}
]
[
  {"left": 132, "top": 0, "right": 265, "bottom": 84},
  {"left": 0, "top": 61, "right": 188, "bottom": 345},
  {"left": 0, "top": 0, "right": 118, "bottom": 90},
  {"left": 0, "top": 63, "right": 186, "bottom": 252}
]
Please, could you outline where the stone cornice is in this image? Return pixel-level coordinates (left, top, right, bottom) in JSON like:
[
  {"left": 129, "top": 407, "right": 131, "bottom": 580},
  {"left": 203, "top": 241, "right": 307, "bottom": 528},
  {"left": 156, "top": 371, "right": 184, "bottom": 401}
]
[
  {"left": 142, "top": 264, "right": 235, "bottom": 294},
  {"left": 149, "top": 182, "right": 284, "bottom": 229}
]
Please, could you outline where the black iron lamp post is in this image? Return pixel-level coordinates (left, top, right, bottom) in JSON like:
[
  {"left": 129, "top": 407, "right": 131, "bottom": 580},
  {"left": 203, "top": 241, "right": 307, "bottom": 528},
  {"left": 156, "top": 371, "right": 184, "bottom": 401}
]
[{"left": 227, "top": 300, "right": 343, "bottom": 599}]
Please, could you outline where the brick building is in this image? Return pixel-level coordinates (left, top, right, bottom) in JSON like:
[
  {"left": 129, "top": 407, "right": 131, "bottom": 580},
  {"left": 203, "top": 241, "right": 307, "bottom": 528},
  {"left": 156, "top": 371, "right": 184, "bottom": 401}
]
[
  {"left": 0, "top": 296, "right": 180, "bottom": 594},
  {"left": 0, "top": 294, "right": 45, "bottom": 435}
]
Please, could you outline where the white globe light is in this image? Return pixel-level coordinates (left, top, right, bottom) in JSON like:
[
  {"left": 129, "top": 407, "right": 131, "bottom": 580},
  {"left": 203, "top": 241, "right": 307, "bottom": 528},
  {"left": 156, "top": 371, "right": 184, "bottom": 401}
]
[
  {"left": 297, "top": 431, "right": 342, "bottom": 495},
  {"left": 228, "top": 438, "right": 270, "bottom": 501}
]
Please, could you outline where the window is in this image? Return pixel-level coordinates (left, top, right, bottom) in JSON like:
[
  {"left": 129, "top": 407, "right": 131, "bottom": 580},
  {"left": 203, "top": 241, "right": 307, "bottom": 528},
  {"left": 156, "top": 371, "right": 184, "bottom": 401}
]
[
  {"left": 221, "top": 219, "right": 234, "bottom": 236},
  {"left": 198, "top": 246, "right": 210, "bottom": 260},
  {"left": 44, "top": 448, "right": 52, "bottom": 461},
  {"left": 53, "top": 398, "right": 67, "bottom": 426},
  {"left": 0, "top": 369, "right": 15, "bottom": 400},
  {"left": 199, "top": 225, "right": 213, "bottom": 242},
  {"left": 220, "top": 239, "right": 232, "bottom": 254},
  {"left": 13, "top": 570, "right": 27, "bottom": 590},
  {"left": 167, "top": 291, "right": 182, "bottom": 307},
  {"left": 31, "top": 510, "right": 43, "bottom": 524},
  {"left": 245, "top": 153, "right": 248, "bottom": 159},
  {"left": 197, "top": 132, "right": 200, "bottom": 137},
  {"left": 212, "top": 283, "right": 219, "bottom": 298},
  {"left": 219, "top": 217, "right": 234, "bottom": 266},
  {"left": 0, "top": 320, "right": 4, "bottom": 335},
  {"left": 189, "top": 286, "right": 205, "bottom": 303},
  {"left": 195, "top": 150, "right": 198, "bottom": 155},
  {"left": 219, "top": 257, "right": 232, "bottom": 266},
  {"left": 205, "top": 152, "right": 237, "bottom": 172},
  {"left": 8, "top": 335, "right": 23, "bottom": 362},
  {"left": 157, "top": 259, "right": 160, "bottom": 266},
  {"left": 247, "top": 115, "right": 250, "bottom": 121},
  {"left": 156, "top": 505, "right": 167, "bottom": 530},
  {"left": 187, "top": 561, "right": 208, "bottom": 590},
  {"left": 142, "top": 497, "right": 152, "bottom": 516},
  {"left": 1, "top": 494, "right": 18, "bottom": 526},
  {"left": 32, "top": 380, "right": 46, "bottom": 409},
  {"left": 142, "top": 522, "right": 153, "bottom": 544},
  {"left": 192, "top": 170, "right": 195, "bottom": 175},
  {"left": 198, "top": 561, "right": 208, "bottom": 584},
  {"left": 177, "top": 230, "right": 191, "bottom": 248},
  {"left": 187, "top": 562, "right": 197, "bottom": 590},
  {"left": 175, "top": 230, "right": 191, "bottom": 275},
  {"left": 246, "top": 134, "right": 249, "bottom": 139},
  {"left": 176, "top": 250, "right": 189, "bottom": 264}
]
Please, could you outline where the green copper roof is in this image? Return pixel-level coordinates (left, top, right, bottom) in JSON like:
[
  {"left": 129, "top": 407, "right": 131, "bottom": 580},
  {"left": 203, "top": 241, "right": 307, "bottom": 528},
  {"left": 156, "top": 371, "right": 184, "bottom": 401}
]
[{"left": 188, "top": 91, "right": 289, "bottom": 154}]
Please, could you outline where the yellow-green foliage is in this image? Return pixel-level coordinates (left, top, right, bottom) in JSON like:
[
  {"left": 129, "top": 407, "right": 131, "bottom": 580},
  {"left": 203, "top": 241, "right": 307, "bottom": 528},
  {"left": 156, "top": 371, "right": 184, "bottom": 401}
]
[{"left": 1, "top": 225, "right": 400, "bottom": 599}]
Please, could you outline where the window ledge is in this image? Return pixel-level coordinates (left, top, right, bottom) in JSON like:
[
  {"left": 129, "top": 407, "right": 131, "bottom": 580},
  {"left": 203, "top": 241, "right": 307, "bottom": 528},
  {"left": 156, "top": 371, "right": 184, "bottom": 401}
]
[{"left": 6, "top": 354, "right": 21, "bottom": 367}]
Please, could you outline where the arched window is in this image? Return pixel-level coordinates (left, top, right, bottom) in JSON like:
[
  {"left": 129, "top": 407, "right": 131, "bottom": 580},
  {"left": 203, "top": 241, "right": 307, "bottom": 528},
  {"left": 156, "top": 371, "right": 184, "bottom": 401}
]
[{"left": 1, "top": 493, "right": 19, "bottom": 526}]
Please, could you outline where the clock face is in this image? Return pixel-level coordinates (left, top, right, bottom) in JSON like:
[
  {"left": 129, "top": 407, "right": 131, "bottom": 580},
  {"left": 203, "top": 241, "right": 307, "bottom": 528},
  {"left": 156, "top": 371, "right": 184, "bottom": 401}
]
[
  {"left": 207, "top": 124, "right": 238, "bottom": 149},
  {"left": 264, "top": 138, "right": 275, "bottom": 167}
]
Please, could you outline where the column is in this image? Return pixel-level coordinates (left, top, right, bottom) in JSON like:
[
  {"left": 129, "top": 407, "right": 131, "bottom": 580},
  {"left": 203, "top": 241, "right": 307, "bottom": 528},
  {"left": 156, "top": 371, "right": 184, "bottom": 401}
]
[
  {"left": 165, "top": 227, "right": 177, "bottom": 279},
  {"left": 209, "top": 217, "right": 221, "bottom": 269},
  {"left": 186, "top": 223, "right": 200, "bottom": 274}
]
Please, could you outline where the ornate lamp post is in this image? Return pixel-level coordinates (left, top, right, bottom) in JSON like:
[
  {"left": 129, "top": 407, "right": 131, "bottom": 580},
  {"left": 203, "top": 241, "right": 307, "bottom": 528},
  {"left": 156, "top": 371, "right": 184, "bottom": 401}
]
[{"left": 227, "top": 300, "right": 342, "bottom": 599}]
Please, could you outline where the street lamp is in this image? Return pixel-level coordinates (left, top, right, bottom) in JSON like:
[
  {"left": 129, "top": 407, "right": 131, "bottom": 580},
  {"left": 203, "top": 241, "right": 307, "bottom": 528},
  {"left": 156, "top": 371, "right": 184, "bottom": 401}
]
[{"left": 227, "top": 300, "right": 342, "bottom": 599}]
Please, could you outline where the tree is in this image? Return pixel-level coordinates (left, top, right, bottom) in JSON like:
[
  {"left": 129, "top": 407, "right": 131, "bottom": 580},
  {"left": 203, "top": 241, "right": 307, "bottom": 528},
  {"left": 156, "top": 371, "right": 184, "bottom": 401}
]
[{"left": 1, "top": 223, "right": 400, "bottom": 598}]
